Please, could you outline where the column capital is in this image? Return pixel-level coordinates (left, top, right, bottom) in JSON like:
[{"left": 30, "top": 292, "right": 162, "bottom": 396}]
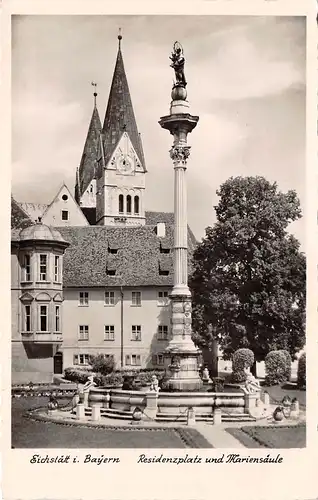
[{"left": 169, "top": 145, "right": 191, "bottom": 165}]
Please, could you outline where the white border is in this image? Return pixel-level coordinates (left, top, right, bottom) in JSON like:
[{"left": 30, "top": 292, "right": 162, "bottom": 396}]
[{"left": 1, "top": 1, "right": 317, "bottom": 499}]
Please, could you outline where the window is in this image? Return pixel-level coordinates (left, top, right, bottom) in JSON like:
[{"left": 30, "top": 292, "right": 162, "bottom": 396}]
[
  {"left": 24, "top": 255, "right": 31, "bottom": 281},
  {"left": 125, "top": 354, "right": 141, "bottom": 366},
  {"left": 160, "top": 243, "right": 170, "bottom": 254},
  {"left": 158, "top": 290, "right": 169, "bottom": 306},
  {"left": 104, "top": 325, "right": 115, "bottom": 341},
  {"left": 39, "top": 254, "right": 47, "bottom": 281},
  {"left": 62, "top": 210, "right": 69, "bottom": 221},
  {"left": 55, "top": 305, "right": 60, "bottom": 332},
  {"left": 119, "top": 194, "right": 124, "bottom": 214},
  {"left": 131, "top": 325, "right": 141, "bottom": 341},
  {"left": 78, "top": 325, "right": 89, "bottom": 340},
  {"left": 90, "top": 185, "right": 93, "bottom": 193},
  {"left": 126, "top": 195, "right": 132, "bottom": 214},
  {"left": 105, "top": 291, "right": 115, "bottom": 305},
  {"left": 134, "top": 195, "right": 139, "bottom": 214},
  {"left": 54, "top": 256, "right": 60, "bottom": 282},
  {"left": 132, "top": 291, "right": 141, "bottom": 306},
  {"left": 62, "top": 194, "right": 68, "bottom": 201},
  {"left": 40, "top": 305, "right": 48, "bottom": 332},
  {"left": 158, "top": 325, "right": 168, "bottom": 340},
  {"left": 79, "top": 291, "right": 89, "bottom": 306},
  {"left": 24, "top": 304, "right": 31, "bottom": 332},
  {"left": 74, "top": 353, "right": 89, "bottom": 365},
  {"left": 157, "top": 354, "right": 165, "bottom": 366}
]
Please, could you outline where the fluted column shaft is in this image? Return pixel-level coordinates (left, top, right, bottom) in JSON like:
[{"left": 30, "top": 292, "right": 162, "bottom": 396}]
[{"left": 170, "top": 145, "right": 191, "bottom": 296}]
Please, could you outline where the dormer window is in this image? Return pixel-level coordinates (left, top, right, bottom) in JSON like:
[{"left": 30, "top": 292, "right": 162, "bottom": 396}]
[
  {"left": 159, "top": 263, "right": 170, "bottom": 276},
  {"left": 106, "top": 269, "right": 116, "bottom": 276},
  {"left": 39, "top": 254, "right": 47, "bottom": 281},
  {"left": 108, "top": 246, "right": 118, "bottom": 255},
  {"left": 160, "top": 243, "right": 170, "bottom": 254}
]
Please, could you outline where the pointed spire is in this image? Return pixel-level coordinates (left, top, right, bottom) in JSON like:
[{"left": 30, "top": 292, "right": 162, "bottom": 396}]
[
  {"left": 76, "top": 90, "right": 102, "bottom": 200},
  {"left": 102, "top": 33, "right": 146, "bottom": 170}
]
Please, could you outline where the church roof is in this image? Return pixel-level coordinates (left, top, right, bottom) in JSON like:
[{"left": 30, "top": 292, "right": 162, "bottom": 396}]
[
  {"left": 57, "top": 212, "right": 197, "bottom": 288},
  {"left": 11, "top": 197, "right": 33, "bottom": 230},
  {"left": 17, "top": 202, "right": 48, "bottom": 223},
  {"left": 76, "top": 106, "right": 102, "bottom": 199},
  {"left": 101, "top": 39, "right": 145, "bottom": 171}
]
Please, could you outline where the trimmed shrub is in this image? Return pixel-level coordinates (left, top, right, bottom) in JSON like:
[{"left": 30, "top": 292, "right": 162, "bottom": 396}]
[
  {"left": 278, "top": 350, "right": 292, "bottom": 381},
  {"left": 89, "top": 354, "right": 114, "bottom": 375},
  {"left": 231, "top": 348, "right": 254, "bottom": 383},
  {"left": 265, "top": 351, "right": 288, "bottom": 386},
  {"left": 94, "top": 372, "right": 124, "bottom": 388},
  {"left": 64, "top": 368, "right": 90, "bottom": 384},
  {"left": 297, "top": 352, "right": 306, "bottom": 389}
]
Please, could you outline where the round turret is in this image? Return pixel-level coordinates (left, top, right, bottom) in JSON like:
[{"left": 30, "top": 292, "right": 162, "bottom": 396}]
[{"left": 19, "top": 219, "right": 66, "bottom": 244}]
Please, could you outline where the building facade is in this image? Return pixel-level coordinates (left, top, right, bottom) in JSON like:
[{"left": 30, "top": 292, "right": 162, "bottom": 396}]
[{"left": 11, "top": 36, "right": 197, "bottom": 383}]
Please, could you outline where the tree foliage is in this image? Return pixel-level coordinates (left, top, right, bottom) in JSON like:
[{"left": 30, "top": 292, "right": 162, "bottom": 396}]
[{"left": 190, "top": 176, "right": 306, "bottom": 362}]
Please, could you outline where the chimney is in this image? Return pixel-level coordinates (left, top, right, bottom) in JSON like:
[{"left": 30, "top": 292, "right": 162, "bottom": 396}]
[{"left": 157, "top": 222, "right": 166, "bottom": 238}]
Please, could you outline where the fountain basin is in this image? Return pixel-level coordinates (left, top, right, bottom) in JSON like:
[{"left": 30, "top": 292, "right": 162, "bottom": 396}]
[{"left": 88, "top": 386, "right": 248, "bottom": 418}]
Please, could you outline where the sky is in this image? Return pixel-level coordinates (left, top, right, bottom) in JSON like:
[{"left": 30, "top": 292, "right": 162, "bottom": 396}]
[{"left": 11, "top": 15, "right": 306, "bottom": 246}]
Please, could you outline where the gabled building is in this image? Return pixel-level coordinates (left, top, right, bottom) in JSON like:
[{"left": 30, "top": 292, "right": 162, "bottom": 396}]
[{"left": 11, "top": 35, "right": 197, "bottom": 383}]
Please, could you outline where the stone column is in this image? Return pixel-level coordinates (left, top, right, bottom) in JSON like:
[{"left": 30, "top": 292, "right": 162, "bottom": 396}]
[{"left": 159, "top": 107, "right": 201, "bottom": 391}]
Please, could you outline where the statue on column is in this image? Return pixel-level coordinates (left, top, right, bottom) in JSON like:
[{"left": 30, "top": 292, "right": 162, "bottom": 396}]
[{"left": 170, "top": 41, "right": 187, "bottom": 87}]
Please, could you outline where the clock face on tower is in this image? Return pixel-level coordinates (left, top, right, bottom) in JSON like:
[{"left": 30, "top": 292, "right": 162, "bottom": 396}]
[{"left": 118, "top": 154, "right": 134, "bottom": 174}]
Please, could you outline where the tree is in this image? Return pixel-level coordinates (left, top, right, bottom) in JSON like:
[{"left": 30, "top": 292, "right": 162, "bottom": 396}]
[{"left": 190, "top": 176, "right": 306, "bottom": 369}]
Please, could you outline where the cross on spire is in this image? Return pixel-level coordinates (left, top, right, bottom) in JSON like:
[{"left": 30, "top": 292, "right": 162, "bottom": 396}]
[
  {"left": 91, "top": 81, "right": 97, "bottom": 108},
  {"left": 118, "top": 28, "right": 122, "bottom": 49}
]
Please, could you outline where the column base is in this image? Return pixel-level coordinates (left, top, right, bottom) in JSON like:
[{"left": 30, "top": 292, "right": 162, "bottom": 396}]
[{"left": 162, "top": 350, "right": 202, "bottom": 392}]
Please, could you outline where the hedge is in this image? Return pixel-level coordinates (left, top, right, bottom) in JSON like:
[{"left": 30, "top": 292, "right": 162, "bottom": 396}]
[
  {"left": 297, "top": 352, "right": 306, "bottom": 389},
  {"left": 265, "top": 350, "right": 289, "bottom": 386},
  {"left": 231, "top": 348, "right": 254, "bottom": 383}
]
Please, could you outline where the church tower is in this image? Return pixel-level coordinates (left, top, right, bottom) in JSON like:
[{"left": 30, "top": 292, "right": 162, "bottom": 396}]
[
  {"left": 75, "top": 88, "right": 102, "bottom": 221},
  {"left": 96, "top": 33, "right": 147, "bottom": 226}
]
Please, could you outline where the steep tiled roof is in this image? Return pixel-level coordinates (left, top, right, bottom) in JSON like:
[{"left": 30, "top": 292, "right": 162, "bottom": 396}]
[
  {"left": 57, "top": 213, "right": 197, "bottom": 287},
  {"left": 101, "top": 43, "right": 145, "bottom": 170},
  {"left": 76, "top": 106, "right": 102, "bottom": 199},
  {"left": 17, "top": 202, "right": 48, "bottom": 223},
  {"left": 11, "top": 197, "right": 33, "bottom": 230},
  {"left": 81, "top": 207, "right": 97, "bottom": 225}
]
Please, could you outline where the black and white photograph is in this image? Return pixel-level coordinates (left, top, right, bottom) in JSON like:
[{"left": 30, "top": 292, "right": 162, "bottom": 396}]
[{"left": 10, "top": 14, "right": 307, "bottom": 451}]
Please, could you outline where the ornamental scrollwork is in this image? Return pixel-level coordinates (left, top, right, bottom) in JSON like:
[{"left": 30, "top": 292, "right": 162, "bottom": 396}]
[{"left": 169, "top": 146, "right": 191, "bottom": 164}]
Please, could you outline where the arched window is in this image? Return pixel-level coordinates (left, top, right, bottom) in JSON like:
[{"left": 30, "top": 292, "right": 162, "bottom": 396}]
[
  {"left": 134, "top": 195, "right": 140, "bottom": 215},
  {"left": 119, "top": 194, "right": 124, "bottom": 214},
  {"left": 127, "top": 195, "right": 132, "bottom": 214}
]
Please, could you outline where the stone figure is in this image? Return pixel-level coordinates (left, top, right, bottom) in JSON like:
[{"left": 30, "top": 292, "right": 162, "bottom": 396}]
[
  {"left": 170, "top": 41, "right": 187, "bottom": 87},
  {"left": 149, "top": 375, "right": 160, "bottom": 393},
  {"left": 202, "top": 367, "right": 212, "bottom": 384},
  {"left": 243, "top": 367, "right": 261, "bottom": 394}
]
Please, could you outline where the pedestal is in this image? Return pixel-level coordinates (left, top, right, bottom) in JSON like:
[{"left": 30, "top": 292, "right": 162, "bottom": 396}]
[
  {"left": 145, "top": 392, "right": 158, "bottom": 420},
  {"left": 213, "top": 408, "right": 222, "bottom": 425},
  {"left": 83, "top": 391, "right": 89, "bottom": 407},
  {"left": 244, "top": 392, "right": 261, "bottom": 412},
  {"left": 76, "top": 403, "right": 85, "bottom": 420},
  {"left": 91, "top": 403, "right": 101, "bottom": 421}
]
